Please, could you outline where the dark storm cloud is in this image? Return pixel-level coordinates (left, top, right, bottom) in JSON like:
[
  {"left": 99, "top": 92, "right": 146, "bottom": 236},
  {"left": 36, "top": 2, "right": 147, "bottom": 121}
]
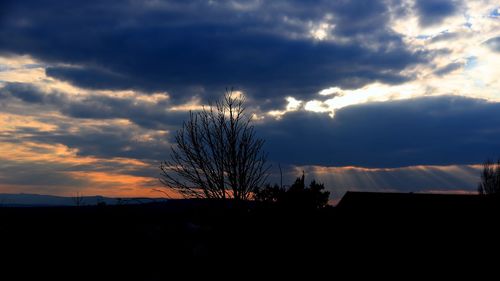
[
  {"left": 0, "top": 82, "right": 186, "bottom": 130},
  {"left": 45, "top": 66, "right": 140, "bottom": 91},
  {"left": 0, "top": 0, "right": 430, "bottom": 104},
  {"left": 60, "top": 95, "right": 186, "bottom": 130},
  {"left": 415, "top": 0, "right": 461, "bottom": 27},
  {"left": 259, "top": 95, "right": 500, "bottom": 168},
  {"left": 6, "top": 122, "right": 170, "bottom": 162},
  {"left": 484, "top": 36, "right": 500, "bottom": 52},
  {"left": 38, "top": 129, "right": 167, "bottom": 161}
]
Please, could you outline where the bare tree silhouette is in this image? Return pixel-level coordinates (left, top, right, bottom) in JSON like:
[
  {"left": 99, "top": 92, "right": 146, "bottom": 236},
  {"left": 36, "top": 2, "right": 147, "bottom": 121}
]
[
  {"left": 478, "top": 159, "right": 500, "bottom": 195},
  {"left": 160, "top": 90, "right": 270, "bottom": 200}
]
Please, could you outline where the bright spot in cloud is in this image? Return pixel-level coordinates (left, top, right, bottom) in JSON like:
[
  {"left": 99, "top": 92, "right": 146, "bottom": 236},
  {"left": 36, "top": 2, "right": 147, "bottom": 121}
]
[
  {"left": 310, "top": 22, "right": 333, "bottom": 41},
  {"left": 318, "top": 87, "right": 342, "bottom": 96},
  {"left": 285, "top": 96, "right": 302, "bottom": 111},
  {"left": 307, "top": 83, "right": 422, "bottom": 117},
  {"left": 311, "top": 27, "right": 327, "bottom": 40},
  {"left": 268, "top": 96, "right": 303, "bottom": 118},
  {"left": 304, "top": 100, "right": 331, "bottom": 116}
]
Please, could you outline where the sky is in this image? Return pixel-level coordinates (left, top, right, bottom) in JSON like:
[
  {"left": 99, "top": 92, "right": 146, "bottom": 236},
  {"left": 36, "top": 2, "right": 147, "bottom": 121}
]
[{"left": 1, "top": 0, "right": 500, "bottom": 200}]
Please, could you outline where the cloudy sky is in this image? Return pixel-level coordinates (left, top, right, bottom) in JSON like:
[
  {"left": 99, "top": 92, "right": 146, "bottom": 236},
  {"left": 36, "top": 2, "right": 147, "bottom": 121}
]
[{"left": 1, "top": 0, "right": 499, "bottom": 200}]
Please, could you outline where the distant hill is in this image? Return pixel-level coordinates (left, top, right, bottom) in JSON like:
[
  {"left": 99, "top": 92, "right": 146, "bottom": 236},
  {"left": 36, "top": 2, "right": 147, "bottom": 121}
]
[{"left": 0, "top": 193, "right": 166, "bottom": 207}]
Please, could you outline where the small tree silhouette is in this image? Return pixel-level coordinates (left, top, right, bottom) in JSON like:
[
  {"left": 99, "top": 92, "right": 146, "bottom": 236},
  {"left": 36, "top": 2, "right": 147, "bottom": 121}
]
[
  {"left": 255, "top": 172, "right": 330, "bottom": 209},
  {"left": 478, "top": 159, "right": 500, "bottom": 195},
  {"left": 284, "top": 172, "right": 330, "bottom": 209},
  {"left": 160, "top": 90, "right": 270, "bottom": 200}
]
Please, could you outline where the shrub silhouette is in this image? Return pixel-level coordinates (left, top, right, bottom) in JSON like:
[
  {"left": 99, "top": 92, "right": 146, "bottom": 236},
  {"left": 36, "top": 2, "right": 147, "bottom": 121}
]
[
  {"left": 255, "top": 172, "right": 330, "bottom": 209},
  {"left": 254, "top": 184, "right": 286, "bottom": 203}
]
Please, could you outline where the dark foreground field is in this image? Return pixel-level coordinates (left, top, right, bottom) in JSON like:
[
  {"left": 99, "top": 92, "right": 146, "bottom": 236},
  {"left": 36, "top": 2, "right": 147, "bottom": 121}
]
[{"left": 1, "top": 192, "right": 499, "bottom": 279}]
